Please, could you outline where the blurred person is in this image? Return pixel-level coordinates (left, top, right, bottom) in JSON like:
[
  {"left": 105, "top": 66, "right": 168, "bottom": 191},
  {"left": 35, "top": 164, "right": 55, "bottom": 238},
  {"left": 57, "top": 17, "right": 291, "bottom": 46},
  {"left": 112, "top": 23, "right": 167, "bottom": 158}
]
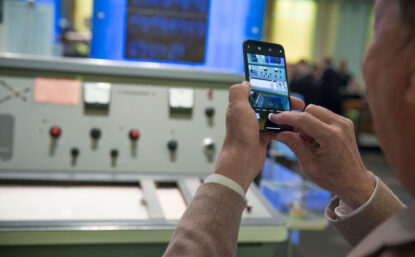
[
  {"left": 291, "top": 59, "right": 310, "bottom": 81},
  {"left": 337, "top": 60, "right": 351, "bottom": 88},
  {"left": 337, "top": 60, "right": 352, "bottom": 92},
  {"left": 321, "top": 57, "right": 344, "bottom": 115},
  {"left": 290, "top": 61, "right": 322, "bottom": 105},
  {"left": 163, "top": 0, "right": 415, "bottom": 256},
  {"left": 337, "top": 60, "right": 363, "bottom": 96}
]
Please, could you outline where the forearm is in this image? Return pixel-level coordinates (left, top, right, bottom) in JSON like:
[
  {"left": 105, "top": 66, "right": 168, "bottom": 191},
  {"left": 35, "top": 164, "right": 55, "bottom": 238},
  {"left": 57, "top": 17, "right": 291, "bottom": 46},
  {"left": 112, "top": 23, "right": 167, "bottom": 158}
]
[{"left": 163, "top": 182, "right": 246, "bottom": 257}]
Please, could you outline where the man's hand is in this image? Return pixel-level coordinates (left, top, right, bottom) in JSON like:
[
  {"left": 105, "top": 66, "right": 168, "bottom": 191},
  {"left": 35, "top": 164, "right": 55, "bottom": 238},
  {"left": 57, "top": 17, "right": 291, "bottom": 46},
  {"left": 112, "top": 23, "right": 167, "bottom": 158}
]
[
  {"left": 270, "top": 105, "right": 377, "bottom": 209},
  {"left": 214, "top": 81, "right": 304, "bottom": 192}
]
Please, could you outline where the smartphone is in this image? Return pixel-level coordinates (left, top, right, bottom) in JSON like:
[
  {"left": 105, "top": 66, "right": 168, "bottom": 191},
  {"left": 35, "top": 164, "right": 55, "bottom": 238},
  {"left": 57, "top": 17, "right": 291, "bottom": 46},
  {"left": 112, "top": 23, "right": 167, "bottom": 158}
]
[{"left": 243, "top": 40, "right": 293, "bottom": 132}]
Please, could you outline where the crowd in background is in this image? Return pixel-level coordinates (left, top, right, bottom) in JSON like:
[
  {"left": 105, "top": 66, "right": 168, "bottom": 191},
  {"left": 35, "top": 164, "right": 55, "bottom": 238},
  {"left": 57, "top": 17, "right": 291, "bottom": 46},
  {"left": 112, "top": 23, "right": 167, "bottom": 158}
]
[{"left": 289, "top": 58, "right": 362, "bottom": 116}]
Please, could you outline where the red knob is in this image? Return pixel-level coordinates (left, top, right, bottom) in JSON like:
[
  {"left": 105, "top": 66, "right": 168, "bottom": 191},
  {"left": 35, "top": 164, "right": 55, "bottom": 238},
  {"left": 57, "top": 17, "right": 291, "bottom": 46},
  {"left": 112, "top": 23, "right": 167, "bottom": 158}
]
[
  {"left": 129, "top": 129, "right": 140, "bottom": 140},
  {"left": 50, "top": 126, "right": 61, "bottom": 138}
]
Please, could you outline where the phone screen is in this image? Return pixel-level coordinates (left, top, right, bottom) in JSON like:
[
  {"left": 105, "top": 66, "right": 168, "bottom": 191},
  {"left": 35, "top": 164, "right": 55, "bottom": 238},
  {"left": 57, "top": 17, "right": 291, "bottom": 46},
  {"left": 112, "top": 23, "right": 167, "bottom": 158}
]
[{"left": 243, "top": 40, "right": 292, "bottom": 132}]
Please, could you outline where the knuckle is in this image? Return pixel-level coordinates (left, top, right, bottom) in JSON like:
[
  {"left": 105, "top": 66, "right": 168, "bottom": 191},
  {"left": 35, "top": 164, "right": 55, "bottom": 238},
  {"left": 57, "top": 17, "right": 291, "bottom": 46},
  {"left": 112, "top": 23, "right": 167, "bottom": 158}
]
[
  {"left": 340, "top": 117, "right": 354, "bottom": 130},
  {"left": 226, "top": 106, "right": 236, "bottom": 120},
  {"left": 304, "top": 104, "right": 316, "bottom": 113},
  {"left": 328, "top": 126, "right": 341, "bottom": 138},
  {"left": 345, "top": 119, "right": 354, "bottom": 129},
  {"left": 300, "top": 112, "right": 313, "bottom": 121}
]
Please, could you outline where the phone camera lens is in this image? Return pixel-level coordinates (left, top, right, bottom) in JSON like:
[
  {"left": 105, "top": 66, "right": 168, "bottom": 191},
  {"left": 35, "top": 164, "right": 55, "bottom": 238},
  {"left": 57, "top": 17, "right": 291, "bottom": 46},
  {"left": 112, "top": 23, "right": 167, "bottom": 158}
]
[
  {"left": 258, "top": 46, "right": 261, "bottom": 50},
  {"left": 280, "top": 50, "right": 283, "bottom": 53},
  {"left": 268, "top": 48, "right": 272, "bottom": 52},
  {"left": 247, "top": 45, "right": 250, "bottom": 48}
]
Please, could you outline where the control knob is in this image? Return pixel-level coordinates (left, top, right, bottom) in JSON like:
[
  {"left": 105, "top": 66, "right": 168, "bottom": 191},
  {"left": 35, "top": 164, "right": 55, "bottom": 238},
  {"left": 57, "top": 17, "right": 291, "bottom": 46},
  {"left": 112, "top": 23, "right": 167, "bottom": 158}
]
[
  {"left": 49, "top": 126, "right": 61, "bottom": 138},
  {"left": 110, "top": 149, "right": 119, "bottom": 158},
  {"left": 167, "top": 140, "right": 178, "bottom": 151},
  {"left": 129, "top": 129, "right": 140, "bottom": 140},
  {"left": 203, "top": 138, "right": 215, "bottom": 153},
  {"left": 71, "top": 148, "right": 80, "bottom": 157},
  {"left": 205, "top": 107, "right": 215, "bottom": 118},
  {"left": 90, "top": 128, "right": 101, "bottom": 139}
]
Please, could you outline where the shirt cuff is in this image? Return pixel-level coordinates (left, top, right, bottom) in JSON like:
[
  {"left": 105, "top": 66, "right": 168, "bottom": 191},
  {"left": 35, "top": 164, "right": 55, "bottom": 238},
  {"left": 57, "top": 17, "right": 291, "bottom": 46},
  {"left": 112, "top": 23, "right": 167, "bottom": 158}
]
[
  {"left": 204, "top": 174, "right": 246, "bottom": 201},
  {"left": 334, "top": 177, "right": 379, "bottom": 220}
]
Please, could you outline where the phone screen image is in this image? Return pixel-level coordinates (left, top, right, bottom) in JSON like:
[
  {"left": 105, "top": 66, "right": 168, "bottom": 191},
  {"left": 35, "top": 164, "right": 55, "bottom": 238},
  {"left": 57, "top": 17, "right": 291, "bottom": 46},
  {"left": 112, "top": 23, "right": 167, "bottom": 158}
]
[{"left": 244, "top": 41, "right": 292, "bottom": 132}]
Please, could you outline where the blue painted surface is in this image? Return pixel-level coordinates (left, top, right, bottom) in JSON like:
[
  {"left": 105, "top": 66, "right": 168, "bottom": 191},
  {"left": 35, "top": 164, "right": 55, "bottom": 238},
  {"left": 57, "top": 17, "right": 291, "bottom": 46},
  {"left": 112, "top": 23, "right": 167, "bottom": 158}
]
[
  {"left": 89, "top": 0, "right": 266, "bottom": 73},
  {"left": 262, "top": 159, "right": 303, "bottom": 183},
  {"left": 260, "top": 159, "right": 331, "bottom": 213},
  {"left": 90, "top": 0, "right": 127, "bottom": 60}
]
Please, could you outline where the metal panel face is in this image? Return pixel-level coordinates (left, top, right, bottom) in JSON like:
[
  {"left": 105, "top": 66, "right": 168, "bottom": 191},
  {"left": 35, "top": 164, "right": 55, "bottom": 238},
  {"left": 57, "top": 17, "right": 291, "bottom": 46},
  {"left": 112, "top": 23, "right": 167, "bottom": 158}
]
[
  {"left": 0, "top": 75, "right": 228, "bottom": 175},
  {"left": 0, "top": 59, "right": 287, "bottom": 250},
  {"left": 0, "top": 115, "right": 14, "bottom": 160}
]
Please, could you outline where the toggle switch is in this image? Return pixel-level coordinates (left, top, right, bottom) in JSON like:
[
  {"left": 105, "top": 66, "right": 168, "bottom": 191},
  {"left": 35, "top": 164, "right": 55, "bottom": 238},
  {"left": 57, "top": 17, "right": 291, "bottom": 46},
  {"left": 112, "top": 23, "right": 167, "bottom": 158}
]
[
  {"left": 90, "top": 128, "right": 101, "bottom": 149},
  {"left": 129, "top": 129, "right": 140, "bottom": 140},
  {"left": 49, "top": 126, "right": 61, "bottom": 156},
  {"left": 203, "top": 138, "right": 215, "bottom": 151},
  {"left": 129, "top": 129, "right": 140, "bottom": 157},
  {"left": 110, "top": 149, "right": 119, "bottom": 158},
  {"left": 110, "top": 148, "right": 119, "bottom": 167},
  {"left": 203, "top": 138, "right": 215, "bottom": 153},
  {"left": 90, "top": 128, "right": 101, "bottom": 140},
  {"left": 49, "top": 126, "right": 61, "bottom": 138},
  {"left": 167, "top": 140, "right": 178, "bottom": 162},
  {"left": 167, "top": 140, "right": 178, "bottom": 151},
  {"left": 205, "top": 107, "right": 215, "bottom": 118},
  {"left": 203, "top": 138, "right": 215, "bottom": 162},
  {"left": 71, "top": 147, "right": 80, "bottom": 157},
  {"left": 70, "top": 147, "right": 79, "bottom": 166}
]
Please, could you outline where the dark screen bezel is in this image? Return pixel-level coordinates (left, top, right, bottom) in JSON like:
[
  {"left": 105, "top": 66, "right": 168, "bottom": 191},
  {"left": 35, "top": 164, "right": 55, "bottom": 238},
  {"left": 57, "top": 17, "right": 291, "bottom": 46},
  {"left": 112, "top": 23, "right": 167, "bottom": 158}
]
[{"left": 243, "top": 40, "right": 292, "bottom": 132}]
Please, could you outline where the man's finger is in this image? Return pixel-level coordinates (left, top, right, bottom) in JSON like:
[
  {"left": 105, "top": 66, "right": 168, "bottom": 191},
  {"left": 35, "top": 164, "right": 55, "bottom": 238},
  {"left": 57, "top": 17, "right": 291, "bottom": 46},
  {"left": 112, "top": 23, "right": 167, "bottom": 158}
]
[
  {"left": 304, "top": 104, "right": 338, "bottom": 125},
  {"left": 269, "top": 111, "right": 330, "bottom": 143},
  {"left": 275, "top": 131, "right": 313, "bottom": 163},
  {"left": 228, "top": 81, "right": 251, "bottom": 104},
  {"left": 290, "top": 96, "right": 305, "bottom": 111}
]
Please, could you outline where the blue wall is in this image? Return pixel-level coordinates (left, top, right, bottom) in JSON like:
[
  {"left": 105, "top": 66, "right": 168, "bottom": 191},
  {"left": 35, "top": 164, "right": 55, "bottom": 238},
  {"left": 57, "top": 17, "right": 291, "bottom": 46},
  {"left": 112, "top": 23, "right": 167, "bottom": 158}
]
[{"left": 89, "top": 0, "right": 127, "bottom": 60}]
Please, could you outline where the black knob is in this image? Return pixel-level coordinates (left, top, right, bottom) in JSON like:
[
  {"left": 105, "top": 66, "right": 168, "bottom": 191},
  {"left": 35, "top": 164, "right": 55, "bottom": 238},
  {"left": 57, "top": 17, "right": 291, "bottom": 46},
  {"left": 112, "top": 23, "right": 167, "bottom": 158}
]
[
  {"left": 203, "top": 138, "right": 215, "bottom": 152},
  {"left": 90, "top": 128, "right": 101, "bottom": 139},
  {"left": 206, "top": 143, "right": 215, "bottom": 151},
  {"left": 167, "top": 140, "right": 178, "bottom": 151},
  {"left": 110, "top": 149, "right": 119, "bottom": 158},
  {"left": 71, "top": 148, "right": 79, "bottom": 157},
  {"left": 205, "top": 107, "right": 215, "bottom": 117}
]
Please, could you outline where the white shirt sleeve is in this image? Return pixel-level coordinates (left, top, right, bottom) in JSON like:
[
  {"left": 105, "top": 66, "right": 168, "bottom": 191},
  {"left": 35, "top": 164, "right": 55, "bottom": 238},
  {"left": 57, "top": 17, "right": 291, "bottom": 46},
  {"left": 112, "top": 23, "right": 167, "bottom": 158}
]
[
  {"left": 204, "top": 174, "right": 247, "bottom": 201},
  {"left": 334, "top": 177, "right": 379, "bottom": 220}
]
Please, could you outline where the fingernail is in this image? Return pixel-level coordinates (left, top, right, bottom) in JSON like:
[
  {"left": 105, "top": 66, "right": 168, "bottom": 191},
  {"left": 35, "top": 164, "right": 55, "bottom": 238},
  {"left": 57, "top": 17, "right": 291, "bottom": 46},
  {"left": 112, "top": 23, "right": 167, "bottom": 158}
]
[{"left": 269, "top": 113, "right": 279, "bottom": 121}]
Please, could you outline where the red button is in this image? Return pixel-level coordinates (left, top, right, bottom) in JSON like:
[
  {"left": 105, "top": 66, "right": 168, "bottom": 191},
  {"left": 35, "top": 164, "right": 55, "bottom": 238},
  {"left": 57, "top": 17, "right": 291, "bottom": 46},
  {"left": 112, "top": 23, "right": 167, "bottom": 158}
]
[
  {"left": 50, "top": 126, "right": 61, "bottom": 138},
  {"left": 129, "top": 129, "right": 140, "bottom": 140}
]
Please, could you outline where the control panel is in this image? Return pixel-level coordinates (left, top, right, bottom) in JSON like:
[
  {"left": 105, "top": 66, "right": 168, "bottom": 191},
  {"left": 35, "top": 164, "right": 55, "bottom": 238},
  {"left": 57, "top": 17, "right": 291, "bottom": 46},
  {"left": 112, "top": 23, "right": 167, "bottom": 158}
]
[
  {"left": 0, "top": 56, "right": 287, "bottom": 257},
  {"left": 0, "top": 56, "right": 243, "bottom": 176}
]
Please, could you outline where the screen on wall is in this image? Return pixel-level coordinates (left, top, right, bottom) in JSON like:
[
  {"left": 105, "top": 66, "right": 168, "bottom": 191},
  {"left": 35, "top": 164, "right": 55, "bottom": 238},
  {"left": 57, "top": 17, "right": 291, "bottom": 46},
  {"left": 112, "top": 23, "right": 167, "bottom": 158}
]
[{"left": 125, "top": 0, "right": 209, "bottom": 63}]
